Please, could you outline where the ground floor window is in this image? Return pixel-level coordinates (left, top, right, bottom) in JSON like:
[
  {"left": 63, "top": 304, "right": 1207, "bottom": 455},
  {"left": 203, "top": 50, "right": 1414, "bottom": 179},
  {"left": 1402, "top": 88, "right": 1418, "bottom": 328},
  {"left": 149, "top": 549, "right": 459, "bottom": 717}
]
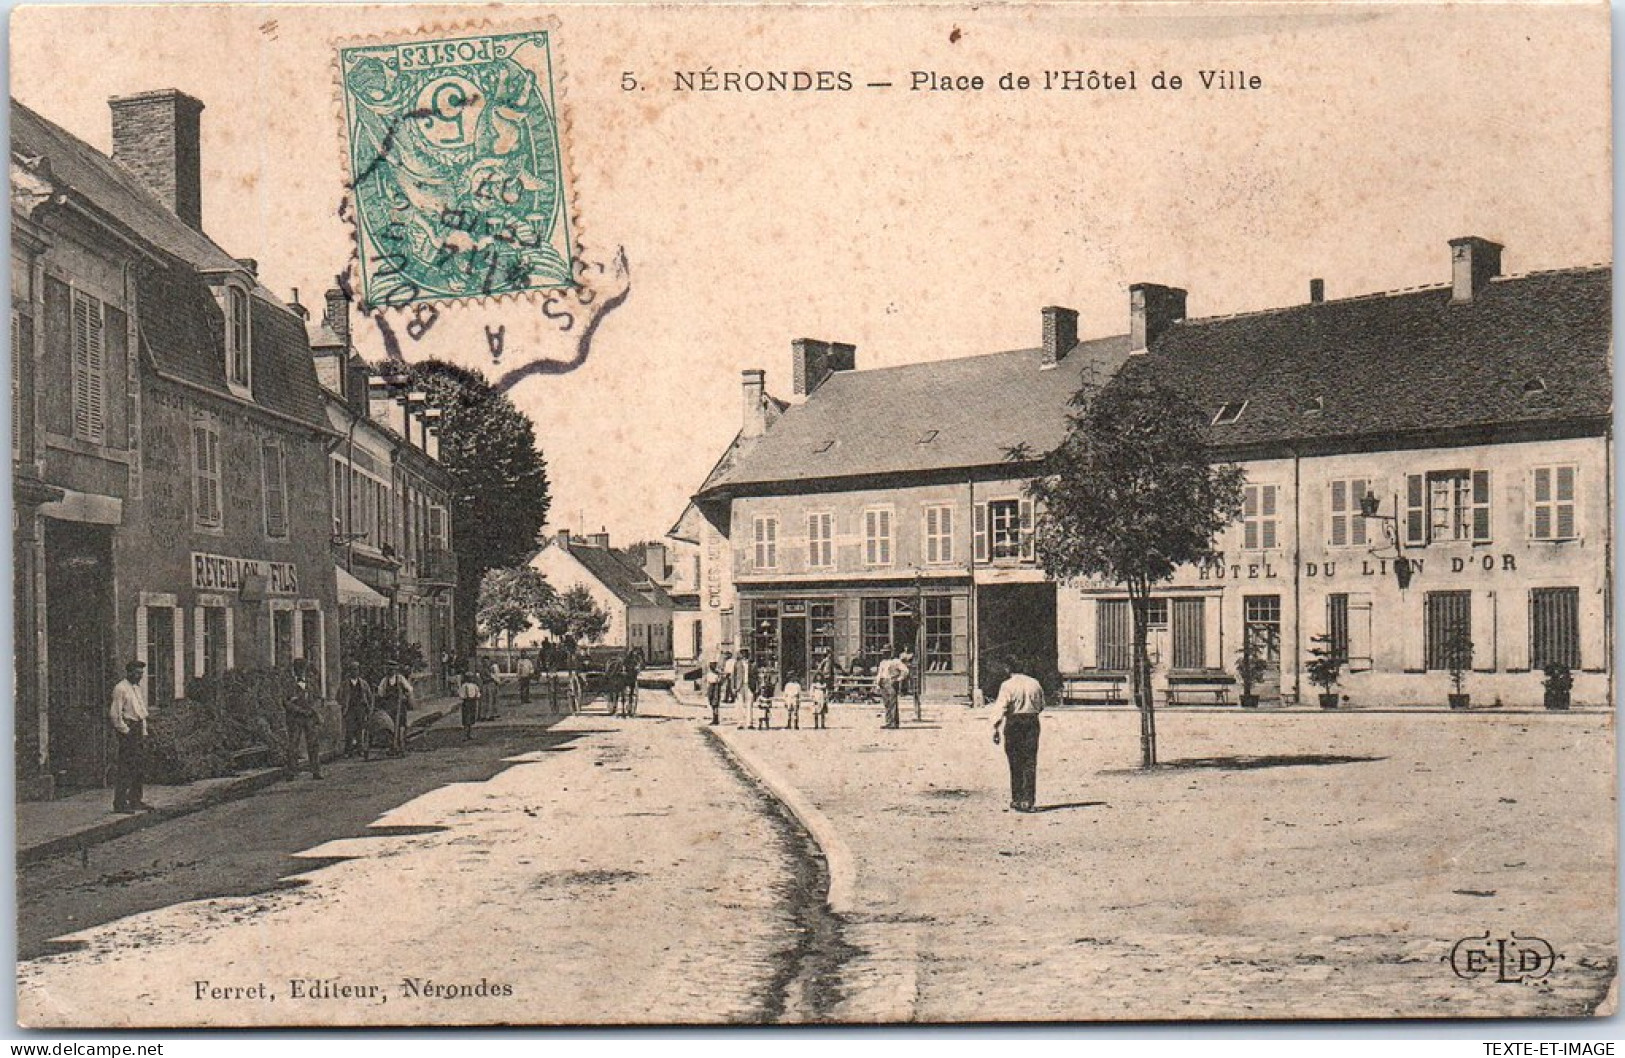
[
  {"left": 1243, "top": 594, "right": 1281, "bottom": 665},
  {"left": 1530, "top": 587, "right": 1580, "bottom": 669},
  {"left": 194, "top": 601, "right": 233, "bottom": 680},
  {"left": 923, "top": 596, "right": 953, "bottom": 672},
  {"left": 144, "top": 605, "right": 178, "bottom": 703},
  {"left": 1171, "top": 598, "right": 1205, "bottom": 670},
  {"left": 272, "top": 606, "right": 295, "bottom": 669},
  {"left": 1424, "top": 590, "right": 1471, "bottom": 671},
  {"left": 1327, "top": 594, "right": 1350, "bottom": 662}
]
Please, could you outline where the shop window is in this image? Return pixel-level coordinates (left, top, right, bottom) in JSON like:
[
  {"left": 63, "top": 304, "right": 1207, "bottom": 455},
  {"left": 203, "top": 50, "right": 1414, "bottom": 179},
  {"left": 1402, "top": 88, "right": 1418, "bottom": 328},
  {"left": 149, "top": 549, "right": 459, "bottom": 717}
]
[
  {"left": 860, "top": 598, "right": 892, "bottom": 663},
  {"left": 191, "top": 411, "right": 223, "bottom": 530},
  {"left": 1531, "top": 466, "right": 1578, "bottom": 541},
  {"left": 1242, "top": 484, "right": 1279, "bottom": 551},
  {"left": 924, "top": 505, "right": 953, "bottom": 564},
  {"left": 1328, "top": 478, "right": 1371, "bottom": 547},
  {"left": 1424, "top": 591, "right": 1471, "bottom": 670},
  {"left": 923, "top": 596, "right": 955, "bottom": 673},
  {"left": 809, "top": 601, "right": 837, "bottom": 673},
  {"left": 863, "top": 508, "right": 893, "bottom": 566},
  {"left": 752, "top": 515, "right": 778, "bottom": 569},
  {"left": 807, "top": 512, "right": 833, "bottom": 568},
  {"left": 1407, "top": 470, "right": 1490, "bottom": 545},
  {"left": 1530, "top": 587, "right": 1580, "bottom": 669}
]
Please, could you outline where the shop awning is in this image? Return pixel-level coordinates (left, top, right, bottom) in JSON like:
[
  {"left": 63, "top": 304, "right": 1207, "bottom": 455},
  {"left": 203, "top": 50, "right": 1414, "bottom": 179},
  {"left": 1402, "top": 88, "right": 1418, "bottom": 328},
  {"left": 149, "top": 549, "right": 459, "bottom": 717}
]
[{"left": 336, "top": 566, "right": 389, "bottom": 608}]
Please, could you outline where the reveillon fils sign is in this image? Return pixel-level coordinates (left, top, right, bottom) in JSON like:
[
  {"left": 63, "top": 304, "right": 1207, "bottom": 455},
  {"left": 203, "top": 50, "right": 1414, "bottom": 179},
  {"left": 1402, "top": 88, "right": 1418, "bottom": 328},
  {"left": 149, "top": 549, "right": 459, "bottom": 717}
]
[{"left": 191, "top": 551, "right": 300, "bottom": 596}]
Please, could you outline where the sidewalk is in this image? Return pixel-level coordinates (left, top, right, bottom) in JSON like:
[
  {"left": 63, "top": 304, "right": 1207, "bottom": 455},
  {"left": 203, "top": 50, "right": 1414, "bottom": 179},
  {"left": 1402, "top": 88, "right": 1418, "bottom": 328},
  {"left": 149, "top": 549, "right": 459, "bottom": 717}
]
[
  {"left": 710, "top": 702, "right": 1616, "bottom": 1021},
  {"left": 18, "top": 691, "right": 460, "bottom": 866}
]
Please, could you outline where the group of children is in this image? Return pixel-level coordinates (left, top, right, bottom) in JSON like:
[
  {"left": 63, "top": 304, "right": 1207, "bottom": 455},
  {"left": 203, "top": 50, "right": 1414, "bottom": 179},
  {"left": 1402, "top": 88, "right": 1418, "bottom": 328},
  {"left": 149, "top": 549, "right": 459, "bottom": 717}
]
[{"left": 702, "top": 661, "right": 829, "bottom": 730}]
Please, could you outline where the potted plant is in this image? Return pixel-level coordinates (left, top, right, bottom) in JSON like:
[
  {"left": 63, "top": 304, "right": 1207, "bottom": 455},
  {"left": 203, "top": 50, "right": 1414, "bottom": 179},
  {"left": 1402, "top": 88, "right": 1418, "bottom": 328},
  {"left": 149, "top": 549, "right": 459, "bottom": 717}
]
[
  {"left": 1542, "top": 661, "right": 1573, "bottom": 711},
  {"left": 1442, "top": 626, "right": 1474, "bottom": 710},
  {"left": 1235, "top": 635, "right": 1268, "bottom": 709},
  {"left": 1305, "top": 633, "right": 1344, "bottom": 709}
]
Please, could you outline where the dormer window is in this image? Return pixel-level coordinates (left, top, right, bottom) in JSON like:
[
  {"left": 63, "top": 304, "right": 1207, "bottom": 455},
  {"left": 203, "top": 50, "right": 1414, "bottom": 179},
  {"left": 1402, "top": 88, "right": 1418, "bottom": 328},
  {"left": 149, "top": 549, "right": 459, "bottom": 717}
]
[
  {"left": 227, "top": 284, "right": 251, "bottom": 389},
  {"left": 1212, "top": 400, "right": 1247, "bottom": 426}
]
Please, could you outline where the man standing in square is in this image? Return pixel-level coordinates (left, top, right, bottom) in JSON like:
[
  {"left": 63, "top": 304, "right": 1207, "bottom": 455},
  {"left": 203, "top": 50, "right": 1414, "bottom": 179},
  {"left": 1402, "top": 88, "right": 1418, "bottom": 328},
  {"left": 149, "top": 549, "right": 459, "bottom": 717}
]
[
  {"left": 110, "top": 660, "right": 152, "bottom": 813},
  {"left": 875, "top": 646, "right": 910, "bottom": 729},
  {"left": 990, "top": 662, "right": 1045, "bottom": 812}
]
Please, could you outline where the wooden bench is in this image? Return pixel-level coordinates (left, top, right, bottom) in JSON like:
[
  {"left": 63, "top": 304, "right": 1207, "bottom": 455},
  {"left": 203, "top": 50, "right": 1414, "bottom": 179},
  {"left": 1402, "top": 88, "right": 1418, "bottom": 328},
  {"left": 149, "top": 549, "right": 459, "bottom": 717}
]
[
  {"left": 1165, "top": 671, "right": 1236, "bottom": 706},
  {"left": 1061, "top": 672, "right": 1128, "bottom": 706}
]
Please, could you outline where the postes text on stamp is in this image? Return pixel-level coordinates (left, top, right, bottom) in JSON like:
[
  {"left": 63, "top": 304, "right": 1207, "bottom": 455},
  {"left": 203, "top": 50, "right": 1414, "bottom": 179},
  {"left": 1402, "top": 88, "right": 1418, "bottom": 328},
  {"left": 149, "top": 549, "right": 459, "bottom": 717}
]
[{"left": 339, "top": 30, "right": 574, "bottom": 309}]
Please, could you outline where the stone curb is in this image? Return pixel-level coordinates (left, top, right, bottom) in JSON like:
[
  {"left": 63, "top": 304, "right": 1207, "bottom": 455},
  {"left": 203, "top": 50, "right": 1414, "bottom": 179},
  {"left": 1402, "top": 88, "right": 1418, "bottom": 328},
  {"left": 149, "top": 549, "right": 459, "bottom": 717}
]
[
  {"left": 705, "top": 724, "right": 857, "bottom": 916},
  {"left": 18, "top": 706, "right": 454, "bottom": 868}
]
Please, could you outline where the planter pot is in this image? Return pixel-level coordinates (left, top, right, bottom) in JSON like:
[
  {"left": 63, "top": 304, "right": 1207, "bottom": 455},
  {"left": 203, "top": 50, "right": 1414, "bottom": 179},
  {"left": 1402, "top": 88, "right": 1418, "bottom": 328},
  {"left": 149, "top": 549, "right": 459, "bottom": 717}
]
[
  {"left": 1318, "top": 693, "right": 1340, "bottom": 710},
  {"left": 1239, "top": 693, "right": 1260, "bottom": 709},
  {"left": 1544, "top": 689, "right": 1571, "bottom": 711},
  {"left": 1448, "top": 693, "right": 1471, "bottom": 710}
]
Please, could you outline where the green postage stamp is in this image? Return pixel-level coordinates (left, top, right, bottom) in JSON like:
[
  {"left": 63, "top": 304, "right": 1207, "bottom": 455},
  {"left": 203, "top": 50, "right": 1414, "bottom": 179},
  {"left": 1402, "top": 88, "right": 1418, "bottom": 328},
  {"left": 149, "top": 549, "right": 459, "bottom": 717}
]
[{"left": 338, "top": 30, "right": 574, "bottom": 308}]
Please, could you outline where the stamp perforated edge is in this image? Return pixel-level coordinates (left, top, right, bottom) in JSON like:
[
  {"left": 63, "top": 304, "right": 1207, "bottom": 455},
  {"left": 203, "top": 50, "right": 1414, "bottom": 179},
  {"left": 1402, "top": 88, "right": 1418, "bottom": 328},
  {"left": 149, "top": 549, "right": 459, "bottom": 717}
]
[{"left": 328, "top": 15, "right": 587, "bottom": 316}]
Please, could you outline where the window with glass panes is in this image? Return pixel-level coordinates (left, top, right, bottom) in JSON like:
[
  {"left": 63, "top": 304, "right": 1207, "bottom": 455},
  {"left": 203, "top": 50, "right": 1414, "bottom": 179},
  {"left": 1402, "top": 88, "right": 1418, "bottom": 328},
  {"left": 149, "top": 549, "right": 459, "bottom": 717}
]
[
  {"left": 989, "top": 499, "right": 1022, "bottom": 559},
  {"left": 1407, "top": 470, "right": 1490, "bottom": 544},
  {"left": 923, "top": 596, "right": 954, "bottom": 671},
  {"left": 861, "top": 598, "right": 892, "bottom": 662}
]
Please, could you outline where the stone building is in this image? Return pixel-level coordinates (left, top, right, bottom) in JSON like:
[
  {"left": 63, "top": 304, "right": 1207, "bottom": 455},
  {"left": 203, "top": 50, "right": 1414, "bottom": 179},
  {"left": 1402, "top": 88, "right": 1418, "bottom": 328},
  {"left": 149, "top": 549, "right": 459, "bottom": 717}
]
[
  {"left": 686, "top": 238, "right": 1611, "bottom": 708},
  {"left": 516, "top": 531, "right": 674, "bottom": 663},
  {"left": 12, "top": 92, "right": 340, "bottom": 796}
]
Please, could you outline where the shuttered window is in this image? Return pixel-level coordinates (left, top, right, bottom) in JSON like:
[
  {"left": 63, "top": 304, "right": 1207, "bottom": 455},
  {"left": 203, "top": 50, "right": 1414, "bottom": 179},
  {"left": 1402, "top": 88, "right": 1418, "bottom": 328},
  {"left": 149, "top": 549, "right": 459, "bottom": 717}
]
[
  {"left": 1327, "top": 593, "right": 1350, "bottom": 661},
  {"left": 1530, "top": 587, "right": 1580, "bottom": 669},
  {"left": 1097, "top": 599, "right": 1131, "bottom": 672},
  {"left": 752, "top": 516, "right": 778, "bottom": 569},
  {"left": 1328, "top": 479, "right": 1370, "bottom": 547},
  {"left": 228, "top": 285, "right": 251, "bottom": 388},
  {"left": 1171, "top": 598, "right": 1205, "bottom": 670},
  {"left": 1424, "top": 591, "right": 1472, "bottom": 670},
  {"left": 192, "top": 412, "right": 223, "bottom": 530},
  {"left": 1243, "top": 484, "right": 1279, "bottom": 551},
  {"left": 1531, "top": 466, "right": 1578, "bottom": 541},
  {"left": 806, "top": 512, "right": 833, "bottom": 568},
  {"left": 923, "top": 505, "right": 953, "bottom": 564},
  {"left": 261, "top": 440, "right": 289, "bottom": 539},
  {"left": 70, "top": 289, "right": 106, "bottom": 444},
  {"left": 864, "top": 508, "right": 892, "bottom": 566},
  {"left": 1410, "top": 470, "right": 1491, "bottom": 544},
  {"left": 972, "top": 502, "right": 988, "bottom": 562}
]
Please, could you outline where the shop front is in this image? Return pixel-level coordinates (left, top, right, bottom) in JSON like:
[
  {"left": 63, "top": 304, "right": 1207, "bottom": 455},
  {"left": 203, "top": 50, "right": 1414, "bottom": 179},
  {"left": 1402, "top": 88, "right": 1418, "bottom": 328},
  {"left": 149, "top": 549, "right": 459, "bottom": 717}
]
[{"left": 737, "top": 581, "right": 971, "bottom": 698}]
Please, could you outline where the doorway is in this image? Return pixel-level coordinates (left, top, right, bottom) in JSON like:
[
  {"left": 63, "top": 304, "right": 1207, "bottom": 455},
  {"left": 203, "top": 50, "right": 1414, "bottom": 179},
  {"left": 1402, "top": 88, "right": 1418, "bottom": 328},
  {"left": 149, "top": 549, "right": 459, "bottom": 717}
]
[
  {"left": 43, "top": 519, "right": 115, "bottom": 790},
  {"left": 780, "top": 616, "right": 808, "bottom": 684},
  {"left": 1243, "top": 593, "right": 1283, "bottom": 698}
]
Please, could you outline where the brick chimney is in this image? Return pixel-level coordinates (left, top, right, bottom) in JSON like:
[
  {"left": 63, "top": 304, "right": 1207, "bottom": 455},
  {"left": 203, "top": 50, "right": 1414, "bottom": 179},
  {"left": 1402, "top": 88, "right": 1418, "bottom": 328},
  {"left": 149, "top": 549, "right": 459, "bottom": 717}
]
[
  {"left": 109, "top": 90, "right": 205, "bottom": 231},
  {"left": 1129, "top": 283, "right": 1187, "bottom": 352},
  {"left": 1041, "top": 306, "right": 1079, "bottom": 368},
  {"left": 554, "top": 529, "right": 573, "bottom": 549},
  {"left": 792, "top": 339, "right": 856, "bottom": 397},
  {"left": 1309, "top": 278, "right": 1325, "bottom": 304},
  {"left": 1450, "top": 236, "right": 1503, "bottom": 303},
  {"left": 741, "top": 369, "right": 767, "bottom": 439},
  {"left": 324, "top": 286, "right": 352, "bottom": 348}
]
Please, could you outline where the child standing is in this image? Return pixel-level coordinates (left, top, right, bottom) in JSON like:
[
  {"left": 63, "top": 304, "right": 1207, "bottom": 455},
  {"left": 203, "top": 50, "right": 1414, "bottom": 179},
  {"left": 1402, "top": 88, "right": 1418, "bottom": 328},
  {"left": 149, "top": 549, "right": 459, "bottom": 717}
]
[
  {"left": 704, "top": 661, "right": 723, "bottom": 725},
  {"left": 810, "top": 681, "right": 829, "bottom": 730},
  {"left": 459, "top": 671, "right": 482, "bottom": 740},
  {"left": 781, "top": 677, "right": 803, "bottom": 730}
]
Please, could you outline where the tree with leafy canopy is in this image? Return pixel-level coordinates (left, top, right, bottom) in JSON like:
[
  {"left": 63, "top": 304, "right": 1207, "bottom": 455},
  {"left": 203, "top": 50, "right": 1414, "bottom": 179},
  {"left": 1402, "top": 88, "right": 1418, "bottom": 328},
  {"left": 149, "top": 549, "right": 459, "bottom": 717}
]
[
  {"left": 1027, "top": 376, "right": 1246, "bottom": 767},
  {"left": 405, "top": 360, "right": 552, "bottom": 656},
  {"left": 538, "top": 585, "right": 611, "bottom": 647},
  {"left": 477, "top": 566, "right": 556, "bottom": 651}
]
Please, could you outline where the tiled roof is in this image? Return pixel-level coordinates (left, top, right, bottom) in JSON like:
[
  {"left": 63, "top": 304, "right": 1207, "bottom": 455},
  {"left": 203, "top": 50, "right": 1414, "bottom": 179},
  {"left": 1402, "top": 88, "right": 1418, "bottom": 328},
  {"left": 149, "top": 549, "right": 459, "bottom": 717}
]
[
  {"left": 566, "top": 544, "right": 675, "bottom": 609},
  {"left": 1126, "top": 268, "right": 1612, "bottom": 453},
  {"left": 14, "top": 99, "right": 330, "bottom": 431},
  {"left": 700, "top": 338, "right": 1131, "bottom": 494}
]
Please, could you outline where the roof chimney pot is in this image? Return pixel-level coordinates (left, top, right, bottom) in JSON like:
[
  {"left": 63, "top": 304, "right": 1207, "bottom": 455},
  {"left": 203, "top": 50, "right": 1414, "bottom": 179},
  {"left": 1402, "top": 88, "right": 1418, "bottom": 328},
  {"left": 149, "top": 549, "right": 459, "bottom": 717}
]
[
  {"left": 1129, "top": 283, "right": 1188, "bottom": 352},
  {"left": 741, "top": 369, "right": 767, "bottom": 439},
  {"left": 109, "top": 89, "right": 205, "bottom": 231},
  {"left": 1041, "top": 306, "right": 1079, "bottom": 368},
  {"left": 1450, "top": 236, "right": 1503, "bottom": 302},
  {"left": 1309, "top": 278, "right": 1325, "bottom": 304}
]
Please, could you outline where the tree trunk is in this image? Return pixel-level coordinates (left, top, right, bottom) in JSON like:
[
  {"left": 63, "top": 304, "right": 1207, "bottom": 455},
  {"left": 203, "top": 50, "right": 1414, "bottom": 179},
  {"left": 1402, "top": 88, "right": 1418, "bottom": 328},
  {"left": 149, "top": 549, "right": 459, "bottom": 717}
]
[{"left": 1130, "top": 581, "right": 1157, "bottom": 768}]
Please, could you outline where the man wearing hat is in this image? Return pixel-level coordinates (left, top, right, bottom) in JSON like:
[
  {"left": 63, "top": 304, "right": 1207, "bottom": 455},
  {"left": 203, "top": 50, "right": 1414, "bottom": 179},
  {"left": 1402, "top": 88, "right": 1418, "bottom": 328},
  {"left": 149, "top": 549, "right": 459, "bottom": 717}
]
[
  {"left": 109, "top": 660, "right": 152, "bottom": 813},
  {"left": 284, "top": 657, "right": 323, "bottom": 780}
]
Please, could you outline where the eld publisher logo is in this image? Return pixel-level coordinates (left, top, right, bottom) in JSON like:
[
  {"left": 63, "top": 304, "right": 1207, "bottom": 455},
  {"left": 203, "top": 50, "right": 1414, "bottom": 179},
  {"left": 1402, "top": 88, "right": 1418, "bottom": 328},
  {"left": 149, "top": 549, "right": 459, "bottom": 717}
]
[{"left": 1447, "top": 932, "right": 1563, "bottom": 984}]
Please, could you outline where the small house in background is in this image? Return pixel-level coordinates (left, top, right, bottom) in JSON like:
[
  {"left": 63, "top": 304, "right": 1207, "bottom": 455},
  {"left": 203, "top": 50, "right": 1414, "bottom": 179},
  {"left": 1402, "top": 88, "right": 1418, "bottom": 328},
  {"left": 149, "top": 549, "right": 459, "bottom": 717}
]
[{"left": 516, "top": 530, "right": 675, "bottom": 664}]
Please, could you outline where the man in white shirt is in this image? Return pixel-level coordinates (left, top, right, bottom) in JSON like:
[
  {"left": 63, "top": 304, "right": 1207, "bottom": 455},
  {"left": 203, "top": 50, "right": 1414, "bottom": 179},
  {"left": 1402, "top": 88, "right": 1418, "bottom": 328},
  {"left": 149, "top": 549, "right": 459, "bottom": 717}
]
[
  {"left": 109, "top": 660, "right": 152, "bottom": 813},
  {"left": 516, "top": 652, "right": 536, "bottom": 704},
  {"left": 990, "top": 664, "right": 1046, "bottom": 812},
  {"left": 875, "top": 647, "right": 910, "bottom": 729}
]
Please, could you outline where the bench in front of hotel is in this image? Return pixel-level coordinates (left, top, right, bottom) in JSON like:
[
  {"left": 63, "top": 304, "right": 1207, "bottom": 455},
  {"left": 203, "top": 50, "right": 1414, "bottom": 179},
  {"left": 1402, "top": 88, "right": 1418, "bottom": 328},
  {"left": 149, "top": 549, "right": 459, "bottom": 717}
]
[
  {"left": 1060, "top": 671, "right": 1127, "bottom": 706},
  {"left": 1165, "top": 671, "right": 1237, "bottom": 706}
]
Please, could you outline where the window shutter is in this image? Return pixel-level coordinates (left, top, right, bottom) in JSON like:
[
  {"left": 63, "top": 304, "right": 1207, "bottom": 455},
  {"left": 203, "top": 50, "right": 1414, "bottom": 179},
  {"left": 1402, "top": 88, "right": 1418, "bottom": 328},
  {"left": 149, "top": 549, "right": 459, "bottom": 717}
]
[
  {"left": 864, "top": 510, "right": 876, "bottom": 565},
  {"left": 766, "top": 518, "right": 777, "bottom": 567},
  {"left": 1019, "top": 498, "right": 1035, "bottom": 561},
  {"left": 1350, "top": 479, "right": 1367, "bottom": 546},
  {"left": 193, "top": 606, "right": 206, "bottom": 678},
  {"left": 1405, "top": 474, "right": 1425, "bottom": 544},
  {"left": 808, "top": 513, "right": 821, "bottom": 566},
  {"left": 924, "top": 507, "right": 938, "bottom": 564},
  {"left": 878, "top": 510, "right": 891, "bottom": 565},
  {"left": 1471, "top": 470, "right": 1491, "bottom": 542},
  {"left": 939, "top": 506, "right": 952, "bottom": 563},
  {"left": 71, "top": 292, "right": 106, "bottom": 444},
  {"left": 1329, "top": 481, "right": 1347, "bottom": 547},
  {"left": 973, "top": 502, "right": 988, "bottom": 563},
  {"left": 1346, "top": 593, "right": 1374, "bottom": 672},
  {"left": 1556, "top": 466, "right": 1576, "bottom": 540},
  {"left": 1243, "top": 485, "right": 1259, "bottom": 550},
  {"left": 263, "top": 442, "right": 288, "bottom": 539},
  {"left": 1260, "top": 486, "right": 1278, "bottom": 550}
]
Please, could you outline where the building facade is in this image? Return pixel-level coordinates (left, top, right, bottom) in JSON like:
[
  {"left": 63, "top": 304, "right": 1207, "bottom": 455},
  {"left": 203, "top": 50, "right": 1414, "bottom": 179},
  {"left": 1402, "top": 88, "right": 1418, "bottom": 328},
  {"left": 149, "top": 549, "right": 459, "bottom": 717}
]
[
  {"left": 13, "top": 92, "right": 341, "bottom": 796},
  {"left": 690, "top": 240, "right": 1612, "bottom": 708},
  {"left": 516, "top": 531, "right": 674, "bottom": 663},
  {"left": 311, "top": 290, "right": 456, "bottom": 691}
]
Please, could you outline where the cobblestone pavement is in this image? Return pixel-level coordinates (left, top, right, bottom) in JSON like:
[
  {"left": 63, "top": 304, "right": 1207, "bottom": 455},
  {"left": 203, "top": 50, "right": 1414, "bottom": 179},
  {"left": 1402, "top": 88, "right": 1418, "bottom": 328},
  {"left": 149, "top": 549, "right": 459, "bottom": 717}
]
[
  {"left": 18, "top": 696, "right": 808, "bottom": 1028},
  {"left": 716, "top": 703, "right": 1617, "bottom": 1022}
]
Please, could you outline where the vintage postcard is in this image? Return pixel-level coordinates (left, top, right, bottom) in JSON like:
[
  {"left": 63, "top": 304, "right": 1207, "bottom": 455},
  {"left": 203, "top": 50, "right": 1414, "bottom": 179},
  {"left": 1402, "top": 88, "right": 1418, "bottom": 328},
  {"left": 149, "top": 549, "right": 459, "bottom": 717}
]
[{"left": 9, "top": 1, "right": 1614, "bottom": 1029}]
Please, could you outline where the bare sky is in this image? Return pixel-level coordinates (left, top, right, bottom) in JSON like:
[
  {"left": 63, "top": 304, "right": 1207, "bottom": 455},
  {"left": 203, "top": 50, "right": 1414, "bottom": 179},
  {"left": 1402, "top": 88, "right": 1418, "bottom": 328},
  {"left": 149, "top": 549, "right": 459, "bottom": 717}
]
[{"left": 12, "top": 3, "right": 1611, "bottom": 545}]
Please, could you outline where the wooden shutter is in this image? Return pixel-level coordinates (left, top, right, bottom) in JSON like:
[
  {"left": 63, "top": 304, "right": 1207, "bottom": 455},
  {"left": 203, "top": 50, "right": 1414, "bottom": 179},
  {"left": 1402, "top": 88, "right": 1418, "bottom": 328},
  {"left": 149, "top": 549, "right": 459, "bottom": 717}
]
[
  {"left": 878, "top": 509, "right": 891, "bottom": 565},
  {"left": 1329, "top": 480, "right": 1347, "bottom": 547},
  {"left": 1097, "top": 599, "right": 1130, "bottom": 671},
  {"left": 924, "top": 507, "right": 939, "bottom": 564},
  {"left": 1243, "top": 485, "right": 1259, "bottom": 550},
  {"left": 1171, "top": 598, "right": 1205, "bottom": 670},
  {"left": 1405, "top": 474, "right": 1426, "bottom": 545},
  {"left": 71, "top": 291, "right": 105, "bottom": 444},
  {"left": 1019, "top": 498, "right": 1035, "bottom": 561},
  {"left": 1470, "top": 470, "right": 1491, "bottom": 542},
  {"left": 972, "top": 502, "right": 988, "bottom": 563},
  {"left": 1260, "top": 485, "right": 1278, "bottom": 549},
  {"left": 864, "top": 510, "right": 877, "bottom": 565},
  {"left": 1346, "top": 592, "right": 1374, "bottom": 672},
  {"left": 1555, "top": 466, "right": 1577, "bottom": 540},
  {"left": 263, "top": 442, "right": 288, "bottom": 538},
  {"left": 808, "top": 512, "right": 822, "bottom": 566}
]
